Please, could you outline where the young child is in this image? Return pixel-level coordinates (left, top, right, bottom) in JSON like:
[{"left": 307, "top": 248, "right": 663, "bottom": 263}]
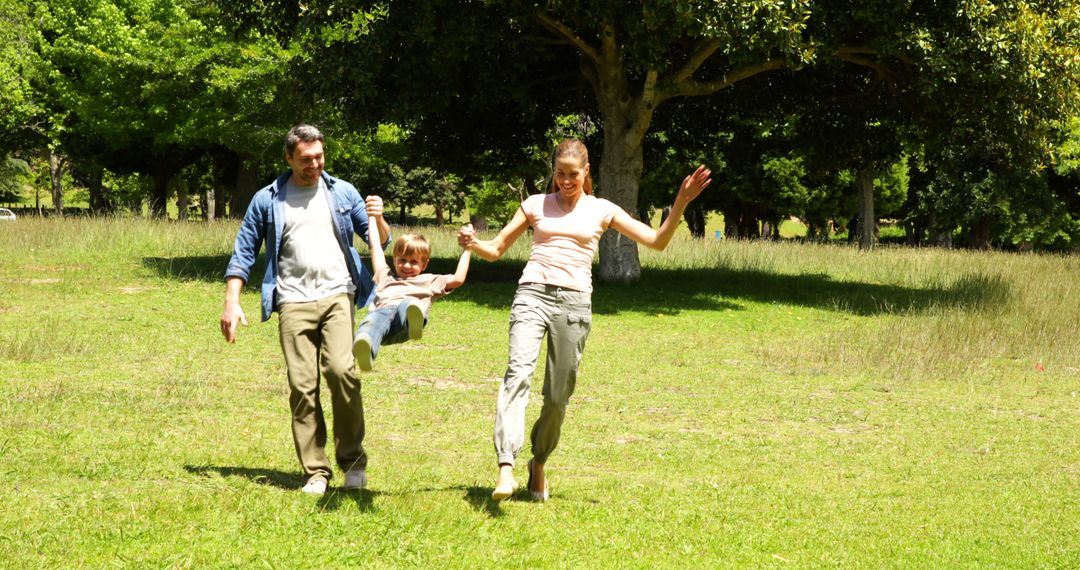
[{"left": 352, "top": 216, "right": 470, "bottom": 371}]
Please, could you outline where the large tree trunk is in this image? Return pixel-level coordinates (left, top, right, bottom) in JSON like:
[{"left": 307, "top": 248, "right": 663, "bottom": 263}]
[
  {"left": 211, "top": 149, "right": 235, "bottom": 220},
  {"left": 230, "top": 154, "right": 260, "bottom": 219},
  {"left": 176, "top": 178, "right": 189, "bottom": 221},
  {"left": 86, "top": 164, "right": 109, "bottom": 214},
  {"left": 49, "top": 150, "right": 64, "bottom": 216},
  {"left": 213, "top": 179, "right": 228, "bottom": 219},
  {"left": 150, "top": 160, "right": 173, "bottom": 218},
  {"left": 683, "top": 206, "right": 706, "bottom": 238},
  {"left": 595, "top": 64, "right": 651, "bottom": 282},
  {"left": 523, "top": 176, "right": 540, "bottom": 196},
  {"left": 970, "top": 215, "right": 992, "bottom": 250},
  {"left": 927, "top": 213, "right": 953, "bottom": 248},
  {"left": 762, "top": 218, "right": 782, "bottom": 240},
  {"left": 722, "top": 208, "right": 739, "bottom": 238},
  {"left": 638, "top": 204, "right": 653, "bottom": 226},
  {"left": 597, "top": 128, "right": 644, "bottom": 282},
  {"left": 738, "top": 210, "right": 760, "bottom": 239},
  {"left": 856, "top": 168, "right": 875, "bottom": 251},
  {"left": 202, "top": 185, "right": 215, "bottom": 221}
]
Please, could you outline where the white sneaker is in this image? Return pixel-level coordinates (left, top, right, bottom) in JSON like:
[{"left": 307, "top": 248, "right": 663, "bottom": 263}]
[
  {"left": 301, "top": 478, "right": 327, "bottom": 495},
  {"left": 406, "top": 303, "right": 424, "bottom": 340},
  {"left": 343, "top": 468, "right": 367, "bottom": 490},
  {"left": 353, "top": 333, "right": 373, "bottom": 371}
]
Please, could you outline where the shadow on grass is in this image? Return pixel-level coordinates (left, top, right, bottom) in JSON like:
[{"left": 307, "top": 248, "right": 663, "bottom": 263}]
[
  {"left": 185, "top": 464, "right": 301, "bottom": 490},
  {"left": 185, "top": 464, "right": 379, "bottom": 511},
  {"left": 451, "top": 264, "right": 1010, "bottom": 317},
  {"left": 462, "top": 485, "right": 505, "bottom": 518},
  {"left": 146, "top": 254, "right": 1009, "bottom": 317},
  {"left": 316, "top": 488, "right": 378, "bottom": 513}
]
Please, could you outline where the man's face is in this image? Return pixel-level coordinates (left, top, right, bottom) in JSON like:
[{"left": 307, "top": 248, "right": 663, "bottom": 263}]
[{"left": 285, "top": 140, "right": 325, "bottom": 186}]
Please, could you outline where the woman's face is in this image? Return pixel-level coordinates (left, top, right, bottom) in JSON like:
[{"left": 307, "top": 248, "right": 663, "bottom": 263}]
[{"left": 553, "top": 155, "right": 589, "bottom": 196}]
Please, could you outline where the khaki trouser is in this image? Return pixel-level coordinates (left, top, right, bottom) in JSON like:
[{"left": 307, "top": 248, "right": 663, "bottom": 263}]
[
  {"left": 278, "top": 293, "right": 366, "bottom": 482},
  {"left": 494, "top": 283, "right": 592, "bottom": 467}
]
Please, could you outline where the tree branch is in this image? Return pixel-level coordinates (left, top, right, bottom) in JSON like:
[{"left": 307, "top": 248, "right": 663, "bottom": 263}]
[
  {"left": 580, "top": 55, "right": 600, "bottom": 94},
  {"left": 535, "top": 12, "right": 601, "bottom": 66},
  {"left": 641, "top": 70, "right": 659, "bottom": 105},
  {"left": 662, "top": 58, "right": 787, "bottom": 100},
  {"left": 599, "top": 20, "right": 618, "bottom": 65},
  {"left": 835, "top": 52, "right": 893, "bottom": 78},
  {"left": 625, "top": 70, "right": 661, "bottom": 148},
  {"left": 837, "top": 46, "right": 914, "bottom": 66},
  {"left": 671, "top": 38, "right": 722, "bottom": 84}
]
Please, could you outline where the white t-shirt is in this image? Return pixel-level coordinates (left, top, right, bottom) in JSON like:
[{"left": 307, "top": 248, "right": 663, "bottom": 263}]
[
  {"left": 518, "top": 193, "right": 622, "bottom": 293},
  {"left": 275, "top": 178, "right": 354, "bottom": 304}
]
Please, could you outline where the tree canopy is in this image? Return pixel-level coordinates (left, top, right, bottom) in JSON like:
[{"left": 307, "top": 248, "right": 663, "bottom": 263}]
[
  {"left": 4, "top": 1, "right": 1079, "bottom": 254},
  {"left": 262, "top": 0, "right": 1080, "bottom": 271}
]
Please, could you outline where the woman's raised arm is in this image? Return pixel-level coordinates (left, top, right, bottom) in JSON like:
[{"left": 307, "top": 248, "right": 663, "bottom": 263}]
[{"left": 609, "top": 165, "right": 712, "bottom": 250}]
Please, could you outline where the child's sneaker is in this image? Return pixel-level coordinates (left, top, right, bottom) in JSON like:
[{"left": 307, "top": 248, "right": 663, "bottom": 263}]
[
  {"left": 406, "top": 303, "right": 424, "bottom": 341},
  {"left": 353, "top": 333, "right": 374, "bottom": 371}
]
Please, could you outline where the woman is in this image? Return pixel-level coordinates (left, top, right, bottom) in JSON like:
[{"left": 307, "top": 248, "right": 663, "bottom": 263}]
[{"left": 459, "top": 139, "right": 712, "bottom": 501}]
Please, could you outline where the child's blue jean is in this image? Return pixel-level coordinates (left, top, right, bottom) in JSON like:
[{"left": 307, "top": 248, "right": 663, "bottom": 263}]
[{"left": 354, "top": 300, "right": 426, "bottom": 360}]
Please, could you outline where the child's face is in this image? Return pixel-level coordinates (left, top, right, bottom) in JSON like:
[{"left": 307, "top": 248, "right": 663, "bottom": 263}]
[{"left": 394, "top": 254, "right": 428, "bottom": 278}]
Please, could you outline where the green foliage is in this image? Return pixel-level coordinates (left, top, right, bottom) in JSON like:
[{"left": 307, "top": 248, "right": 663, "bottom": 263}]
[
  {"left": 466, "top": 179, "right": 525, "bottom": 226},
  {"left": 21, "top": 0, "right": 301, "bottom": 214},
  {"left": 1054, "top": 116, "right": 1080, "bottom": 175},
  {"left": 403, "top": 167, "right": 464, "bottom": 224},
  {"left": 327, "top": 123, "right": 410, "bottom": 192},
  {"left": 0, "top": 157, "right": 32, "bottom": 204},
  {"left": 0, "top": 0, "right": 46, "bottom": 146},
  {"left": 42, "top": 0, "right": 296, "bottom": 152},
  {"left": 874, "top": 159, "right": 910, "bottom": 217}
]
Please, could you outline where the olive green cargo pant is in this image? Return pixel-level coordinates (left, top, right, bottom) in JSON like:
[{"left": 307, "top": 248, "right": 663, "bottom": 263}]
[{"left": 278, "top": 293, "right": 366, "bottom": 483}]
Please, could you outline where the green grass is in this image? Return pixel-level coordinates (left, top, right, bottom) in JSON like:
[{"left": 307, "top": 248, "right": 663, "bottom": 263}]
[{"left": 1, "top": 217, "right": 1078, "bottom": 568}]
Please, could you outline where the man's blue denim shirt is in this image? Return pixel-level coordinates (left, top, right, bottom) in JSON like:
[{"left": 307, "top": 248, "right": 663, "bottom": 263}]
[{"left": 225, "top": 170, "right": 388, "bottom": 322}]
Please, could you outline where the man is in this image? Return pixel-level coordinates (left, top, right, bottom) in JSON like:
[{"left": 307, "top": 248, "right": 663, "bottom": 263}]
[{"left": 219, "top": 124, "right": 391, "bottom": 495}]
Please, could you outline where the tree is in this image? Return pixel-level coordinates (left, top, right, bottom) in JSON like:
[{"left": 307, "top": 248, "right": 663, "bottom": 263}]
[
  {"left": 36, "top": 0, "right": 297, "bottom": 217},
  {"left": 0, "top": 158, "right": 32, "bottom": 205},
  {"left": 268, "top": 0, "right": 1079, "bottom": 276},
  {"left": 0, "top": 0, "right": 44, "bottom": 139},
  {"left": 296, "top": 0, "right": 815, "bottom": 280}
]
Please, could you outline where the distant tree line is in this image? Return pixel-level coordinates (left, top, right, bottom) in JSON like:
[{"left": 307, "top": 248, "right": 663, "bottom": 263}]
[{"left": 3, "top": 0, "right": 1079, "bottom": 261}]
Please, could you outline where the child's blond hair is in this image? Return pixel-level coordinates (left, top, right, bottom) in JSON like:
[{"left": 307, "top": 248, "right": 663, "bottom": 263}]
[{"left": 392, "top": 234, "right": 431, "bottom": 262}]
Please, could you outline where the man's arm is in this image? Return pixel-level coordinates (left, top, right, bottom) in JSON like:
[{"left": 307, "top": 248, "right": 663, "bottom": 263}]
[
  {"left": 220, "top": 276, "right": 248, "bottom": 343},
  {"left": 220, "top": 192, "right": 268, "bottom": 342}
]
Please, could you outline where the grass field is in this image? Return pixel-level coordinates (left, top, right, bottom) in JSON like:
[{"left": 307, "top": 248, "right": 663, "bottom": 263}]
[{"left": 1, "top": 216, "right": 1078, "bottom": 568}]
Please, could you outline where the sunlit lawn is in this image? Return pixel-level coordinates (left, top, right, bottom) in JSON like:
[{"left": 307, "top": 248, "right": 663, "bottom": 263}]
[{"left": 1, "top": 216, "right": 1077, "bottom": 567}]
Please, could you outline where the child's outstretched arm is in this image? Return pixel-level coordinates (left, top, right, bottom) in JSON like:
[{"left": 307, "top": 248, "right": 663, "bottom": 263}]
[
  {"left": 445, "top": 248, "right": 471, "bottom": 289},
  {"left": 367, "top": 214, "right": 388, "bottom": 276}
]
